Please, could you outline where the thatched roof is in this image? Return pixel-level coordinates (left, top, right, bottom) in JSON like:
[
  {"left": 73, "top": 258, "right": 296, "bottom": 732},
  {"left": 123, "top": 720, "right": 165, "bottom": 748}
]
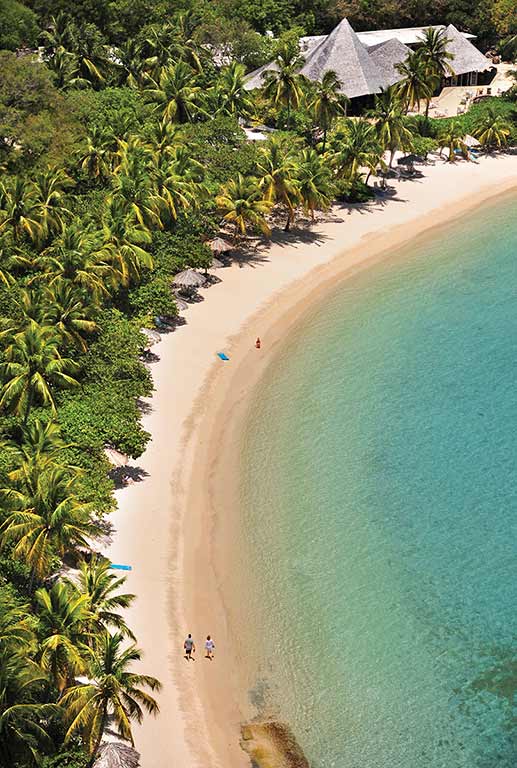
[
  {"left": 172, "top": 269, "right": 206, "bottom": 288},
  {"left": 300, "top": 18, "right": 385, "bottom": 98},
  {"left": 444, "top": 24, "right": 492, "bottom": 76},
  {"left": 103, "top": 446, "right": 129, "bottom": 467},
  {"left": 94, "top": 742, "right": 140, "bottom": 768},
  {"left": 208, "top": 237, "right": 233, "bottom": 253},
  {"left": 244, "top": 59, "right": 280, "bottom": 91},
  {"left": 211, "top": 256, "right": 225, "bottom": 269},
  {"left": 368, "top": 38, "right": 411, "bottom": 88},
  {"left": 141, "top": 328, "right": 161, "bottom": 347}
]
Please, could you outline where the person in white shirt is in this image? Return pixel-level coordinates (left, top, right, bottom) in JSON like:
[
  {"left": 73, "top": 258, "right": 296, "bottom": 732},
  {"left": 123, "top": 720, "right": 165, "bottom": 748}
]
[{"left": 205, "top": 635, "right": 215, "bottom": 660}]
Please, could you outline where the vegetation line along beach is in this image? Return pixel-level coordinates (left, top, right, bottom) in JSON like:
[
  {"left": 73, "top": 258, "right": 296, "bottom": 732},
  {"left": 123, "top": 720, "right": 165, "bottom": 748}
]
[{"left": 0, "top": 1, "right": 517, "bottom": 767}]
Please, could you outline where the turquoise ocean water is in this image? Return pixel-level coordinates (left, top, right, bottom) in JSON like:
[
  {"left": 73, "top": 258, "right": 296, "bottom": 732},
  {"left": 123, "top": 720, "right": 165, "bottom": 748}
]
[{"left": 236, "top": 192, "right": 517, "bottom": 767}]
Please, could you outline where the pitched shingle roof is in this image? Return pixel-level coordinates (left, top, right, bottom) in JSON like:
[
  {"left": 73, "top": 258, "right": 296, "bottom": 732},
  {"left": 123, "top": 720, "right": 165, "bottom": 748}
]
[
  {"left": 300, "top": 18, "right": 386, "bottom": 98},
  {"left": 368, "top": 38, "right": 411, "bottom": 88},
  {"left": 444, "top": 24, "right": 491, "bottom": 75}
]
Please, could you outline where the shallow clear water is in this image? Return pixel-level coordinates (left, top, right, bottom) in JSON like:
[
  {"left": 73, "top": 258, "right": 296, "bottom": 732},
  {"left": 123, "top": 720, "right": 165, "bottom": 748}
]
[{"left": 237, "top": 193, "right": 517, "bottom": 767}]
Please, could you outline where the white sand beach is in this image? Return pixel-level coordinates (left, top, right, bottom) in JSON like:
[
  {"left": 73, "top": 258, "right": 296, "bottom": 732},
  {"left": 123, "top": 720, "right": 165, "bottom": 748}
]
[{"left": 103, "top": 154, "right": 517, "bottom": 768}]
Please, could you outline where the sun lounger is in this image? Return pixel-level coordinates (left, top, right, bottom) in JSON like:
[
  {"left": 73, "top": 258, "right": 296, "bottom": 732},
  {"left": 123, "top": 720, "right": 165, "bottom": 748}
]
[
  {"left": 217, "top": 352, "right": 230, "bottom": 360},
  {"left": 110, "top": 564, "right": 132, "bottom": 571}
]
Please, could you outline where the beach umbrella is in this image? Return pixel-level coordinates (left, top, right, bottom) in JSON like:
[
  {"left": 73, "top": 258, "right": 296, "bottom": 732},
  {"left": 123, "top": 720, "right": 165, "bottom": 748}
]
[
  {"left": 208, "top": 237, "right": 233, "bottom": 254},
  {"left": 141, "top": 328, "right": 161, "bottom": 348},
  {"left": 94, "top": 743, "right": 140, "bottom": 768},
  {"left": 211, "top": 256, "right": 225, "bottom": 269},
  {"left": 173, "top": 295, "right": 189, "bottom": 311},
  {"left": 464, "top": 134, "right": 480, "bottom": 148},
  {"left": 172, "top": 269, "right": 207, "bottom": 289},
  {"left": 103, "top": 445, "right": 129, "bottom": 467}
]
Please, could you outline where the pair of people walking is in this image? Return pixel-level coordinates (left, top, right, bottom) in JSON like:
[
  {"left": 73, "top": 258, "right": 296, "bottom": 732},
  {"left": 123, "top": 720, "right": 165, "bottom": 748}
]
[{"left": 184, "top": 633, "right": 215, "bottom": 661}]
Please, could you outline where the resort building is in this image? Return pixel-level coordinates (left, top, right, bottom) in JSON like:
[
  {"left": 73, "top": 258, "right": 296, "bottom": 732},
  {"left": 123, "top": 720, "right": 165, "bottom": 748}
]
[{"left": 244, "top": 18, "right": 494, "bottom": 102}]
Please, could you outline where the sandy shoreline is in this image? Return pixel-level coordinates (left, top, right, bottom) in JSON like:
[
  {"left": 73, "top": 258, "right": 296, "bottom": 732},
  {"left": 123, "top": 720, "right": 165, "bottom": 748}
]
[{"left": 103, "top": 154, "right": 517, "bottom": 768}]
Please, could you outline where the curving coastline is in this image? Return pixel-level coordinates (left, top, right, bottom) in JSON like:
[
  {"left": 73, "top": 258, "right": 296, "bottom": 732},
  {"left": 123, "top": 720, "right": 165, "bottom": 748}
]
[{"left": 103, "top": 154, "right": 517, "bottom": 768}]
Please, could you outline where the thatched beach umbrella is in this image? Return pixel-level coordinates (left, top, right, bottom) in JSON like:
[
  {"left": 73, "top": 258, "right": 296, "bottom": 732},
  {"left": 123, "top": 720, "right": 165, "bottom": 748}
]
[
  {"left": 208, "top": 237, "right": 233, "bottom": 254},
  {"left": 172, "top": 269, "right": 207, "bottom": 289},
  {"left": 397, "top": 154, "right": 424, "bottom": 166},
  {"left": 141, "top": 328, "right": 161, "bottom": 348},
  {"left": 464, "top": 134, "right": 480, "bottom": 148},
  {"left": 211, "top": 256, "right": 224, "bottom": 269},
  {"left": 94, "top": 742, "right": 140, "bottom": 768},
  {"left": 103, "top": 446, "right": 129, "bottom": 467}
]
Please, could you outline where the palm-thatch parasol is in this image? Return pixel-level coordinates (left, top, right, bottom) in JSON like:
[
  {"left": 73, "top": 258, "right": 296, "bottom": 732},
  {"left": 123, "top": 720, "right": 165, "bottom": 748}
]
[
  {"left": 173, "top": 295, "right": 189, "bottom": 311},
  {"left": 208, "top": 237, "right": 233, "bottom": 254},
  {"left": 172, "top": 269, "right": 207, "bottom": 289},
  {"left": 94, "top": 742, "right": 140, "bottom": 768},
  {"left": 103, "top": 446, "right": 129, "bottom": 467},
  {"left": 397, "top": 154, "right": 424, "bottom": 166},
  {"left": 464, "top": 134, "right": 480, "bottom": 148},
  {"left": 141, "top": 328, "right": 161, "bottom": 348},
  {"left": 211, "top": 256, "right": 224, "bottom": 269}
]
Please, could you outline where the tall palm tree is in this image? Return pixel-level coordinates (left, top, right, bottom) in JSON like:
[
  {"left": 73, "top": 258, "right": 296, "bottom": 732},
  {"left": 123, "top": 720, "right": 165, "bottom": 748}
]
[
  {"left": 0, "top": 466, "right": 102, "bottom": 580},
  {"left": 35, "top": 581, "right": 91, "bottom": 692},
  {"left": 37, "top": 224, "right": 117, "bottom": 300},
  {"left": 216, "top": 175, "right": 273, "bottom": 239},
  {"left": 396, "top": 50, "right": 433, "bottom": 114},
  {"left": 438, "top": 121, "right": 468, "bottom": 161},
  {"left": 369, "top": 87, "right": 414, "bottom": 167},
  {"left": 255, "top": 137, "right": 300, "bottom": 231},
  {"left": 213, "top": 61, "right": 254, "bottom": 119},
  {"left": 42, "top": 280, "right": 99, "bottom": 352},
  {"left": 0, "top": 321, "right": 80, "bottom": 421},
  {"left": 31, "top": 168, "right": 72, "bottom": 242},
  {"left": 150, "top": 155, "right": 196, "bottom": 225},
  {"left": 0, "top": 649, "right": 57, "bottom": 767},
  {"left": 70, "top": 556, "right": 136, "bottom": 639},
  {"left": 311, "top": 70, "right": 348, "bottom": 152},
  {"left": 109, "top": 155, "right": 163, "bottom": 231},
  {"left": 262, "top": 44, "right": 306, "bottom": 130},
  {"left": 419, "top": 28, "right": 454, "bottom": 118},
  {"left": 78, "top": 127, "right": 115, "bottom": 183},
  {"left": 1, "top": 418, "right": 72, "bottom": 483},
  {"left": 296, "top": 149, "right": 335, "bottom": 221},
  {"left": 0, "top": 178, "right": 41, "bottom": 244},
  {"left": 144, "top": 61, "right": 208, "bottom": 123},
  {"left": 473, "top": 107, "right": 511, "bottom": 150},
  {"left": 333, "top": 120, "right": 384, "bottom": 183},
  {"left": 101, "top": 198, "right": 154, "bottom": 287},
  {"left": 113, "top": 39, "right": 147, "bottom": 89},
  {"left": 62, "top": 632, "right": 160, "bottom": 759},
  {"left": 46, "top": 46, "right": 90, "bottom": 90}
]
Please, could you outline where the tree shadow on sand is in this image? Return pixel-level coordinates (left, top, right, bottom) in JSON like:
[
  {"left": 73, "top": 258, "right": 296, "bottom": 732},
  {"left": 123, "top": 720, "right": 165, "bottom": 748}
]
[{"left": 109, "top": 465, "right": 149, "bottom": 490}]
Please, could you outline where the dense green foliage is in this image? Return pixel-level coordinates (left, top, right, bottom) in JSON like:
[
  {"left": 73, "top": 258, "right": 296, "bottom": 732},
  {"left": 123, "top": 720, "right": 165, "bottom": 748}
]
[{"left": 0, "top": 1, "right": 516, "bottom": 766}]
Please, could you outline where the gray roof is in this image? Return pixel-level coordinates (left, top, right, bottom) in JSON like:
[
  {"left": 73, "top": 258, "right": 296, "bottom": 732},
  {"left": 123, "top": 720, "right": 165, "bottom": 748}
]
[
  {"left": 244, "top": 59, "right": 280, "bottom": 91},
  {"left": 368, "top": 38, "right": 411, "bottom": 88},
  {"left": 444, "top": 24, "right": 491, "bottom": 76},
  {"left": 300, "top": 18, "right": 386, "bottom": 98}
]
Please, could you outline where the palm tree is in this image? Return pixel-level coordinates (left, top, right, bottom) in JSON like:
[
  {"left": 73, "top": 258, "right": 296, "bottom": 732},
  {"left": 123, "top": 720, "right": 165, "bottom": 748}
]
[
  {"left": 396, "top": 51, "right": 433, "bottom": 114},
  {"left": 144, "top": 61, "right": 207, "bottom": 123},
  {"left": 42, "top": 280, "right": 99, "bottom": 352},
  {"left": 0, "top": 650, "right": 57, "bottom": 767},
  {"left": 296, "top": 149, "right": 335, "bottom": 221},
  {"left": 1, "top": 418, "right": 72, "bottom": 482},
  {"left": 262, "top": 44, "right": 306, "bottom": 130},
  {"left": 369, "top": 87, "right": 414, "bottom": 167},
  {"left": 35, "top": 581, "right": 91, "bottom": 692},
  {"left": 101, "top": 198, "right": 154, "bottom": 287},
  {"left": 70, "top": 556, "right": 136, "bottom": 639},
  {"left": 0, "top": 178, "right": 41, "bottom": 244},
  {"left": 216, "top": 175, "right": 273, "bottom": 239},
  {"left": 255, "top": 137, "right": 300, "bottom": 231},
  {"left": 438, "top": 121, "right": 468, "bottom": 161},
  {"left": 419, "top": 27, "right": 454, "bottom": 118},
  {"left": 37, "top": 224, "right": 117, "bottom": 300},
  {"left": 0, "top": 321, "right": 80, "bottom": 421},
  {"left": 109, "top": 154, "right": 163, "bottom": 231},
  {"left": 113, "top": 39, "right": 147, "bottom": 89},
  {"left": 333, "top": 120, "right": 384, "bottom": 183},
  {"left": 78, "top": 127, "right": 115, "bottom": 183},
  {"left": 0, "top": 466, "right": 102, "bottom": 581},
  {"left": 62, "top": 632, "right": 160, "bottom": 759},
  {"left": 213, "top": 61, "right": 254, "bottom": 119},
  {"left": 473, "top": 107, "right": 511, "bottom": 150},
  {"left": 46, "top": 46, "right": 90, "bottom": 90},
  {"left": 32, "top": 168, "right": 72, "bottom": 241},
  {"left": 150, "top": 155, "right": 197, "bottom": 225},
  {"left": 311, "top": 70, "right": 348, "bottom": 152}
]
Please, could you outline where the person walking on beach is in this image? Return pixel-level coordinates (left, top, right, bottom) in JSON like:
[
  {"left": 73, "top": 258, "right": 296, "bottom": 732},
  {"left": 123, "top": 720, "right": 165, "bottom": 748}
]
[
  {"left": 255, "top": 337, "right": 261, "bottom": 349},
  {"left": 205, "top": 635, "right": 215, "bottom": 660},
  {"left": 184, "top": 634, "right": 195, "bottom": 661}
]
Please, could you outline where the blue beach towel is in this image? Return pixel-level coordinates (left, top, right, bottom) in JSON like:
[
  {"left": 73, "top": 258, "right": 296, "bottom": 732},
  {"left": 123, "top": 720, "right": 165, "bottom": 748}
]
[
  {"left": 217, "top": 352, "right": 230, "bottom": 361},
  {"left": 110, "top": 564, "right": 132, "bottom": 571}
]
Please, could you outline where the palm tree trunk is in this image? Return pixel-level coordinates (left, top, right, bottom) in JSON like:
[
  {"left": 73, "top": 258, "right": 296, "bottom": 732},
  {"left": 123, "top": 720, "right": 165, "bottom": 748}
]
[
  {"left": 287, "top": 93, "right": 291, "bottom": 130},
  {"left": 322, "top": 127, "right": 327, "bottom": 153},
  {"left": 23, "top": 389, "right": 33, "bottom": 425},
  {"left": 284, "top": 213, "right": 291, "bottom": 232},
  {"left": 89, "top": 705, "right": 108, "bottom": 768},
  {"left": 425, "top": 98, "right": 430, "bottom": 119}
]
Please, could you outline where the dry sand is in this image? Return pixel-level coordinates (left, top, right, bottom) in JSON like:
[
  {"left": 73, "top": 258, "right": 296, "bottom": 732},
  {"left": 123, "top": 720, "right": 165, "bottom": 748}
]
[{"left": 103, "top": 153, "right": 517, "bottom": 768}]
